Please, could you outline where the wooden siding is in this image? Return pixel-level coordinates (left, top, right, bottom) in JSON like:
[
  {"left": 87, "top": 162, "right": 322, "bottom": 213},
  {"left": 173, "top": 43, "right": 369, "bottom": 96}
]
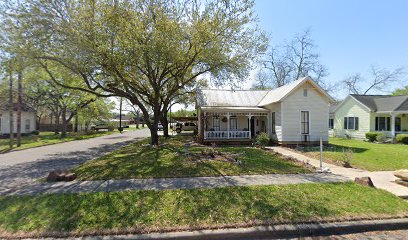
[
  {"left": 281, "top": 82, "right": 330, "bottom": 142},
  {"left": 333, "top": 97, "right": 370, "bottom": 139}
]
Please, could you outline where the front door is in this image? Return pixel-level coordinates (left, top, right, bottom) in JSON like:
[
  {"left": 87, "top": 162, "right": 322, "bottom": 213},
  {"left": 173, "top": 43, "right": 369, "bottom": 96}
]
[{"left": 250, "top": 117, "right": 255, "bottom": 137}]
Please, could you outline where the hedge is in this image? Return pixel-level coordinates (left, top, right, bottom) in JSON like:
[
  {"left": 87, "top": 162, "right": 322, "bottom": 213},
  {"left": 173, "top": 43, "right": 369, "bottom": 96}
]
[{"left": 396, "top": 134, "right": 408, "bottom": 144}]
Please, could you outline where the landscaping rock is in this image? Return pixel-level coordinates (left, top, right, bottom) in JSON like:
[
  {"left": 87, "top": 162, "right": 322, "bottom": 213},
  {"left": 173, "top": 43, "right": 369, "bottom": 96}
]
[
  {"left": 396, "top": 179, "right": 408, "bottom": 187},
  {"left": 393, "top": 170, "right": 408, "bottom": 181},
  {"left": 46, "top": 170, "right": 77, "bottom": 182},
  {"left": 354, "top": 177, "right": 375, "bottom": 188}
]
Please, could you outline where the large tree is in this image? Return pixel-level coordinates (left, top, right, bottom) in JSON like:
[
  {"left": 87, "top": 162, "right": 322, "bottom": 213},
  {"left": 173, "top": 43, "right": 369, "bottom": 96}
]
[
  {"left": 261, "top": 29, "right": 332, "bottom": 90},
  {"left": 2, "top": 0, "right": 266, "bottom": 145},
  {"left": 343, "top": 65, "right": 405, "bottom": 95}
]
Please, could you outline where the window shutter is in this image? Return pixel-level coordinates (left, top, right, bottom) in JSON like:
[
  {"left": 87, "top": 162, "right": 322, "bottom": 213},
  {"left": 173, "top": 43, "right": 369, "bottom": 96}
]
[
  {"left": 375, "top": 117, "right": 378, "bottom": 131},
  {"left": 344, "top": 117, "right": 347, "bottom": 129},
  {"left": 387, "top": 117, "right": 391, "bottom": 131},
  {"left": 355, "top": 117, "right": 359, "bottom": 130}
]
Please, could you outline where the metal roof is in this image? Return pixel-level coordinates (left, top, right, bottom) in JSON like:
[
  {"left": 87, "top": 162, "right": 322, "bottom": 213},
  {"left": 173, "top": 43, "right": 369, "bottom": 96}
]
[
  {"left": 350, "top": 94, "right": 408, "bottom": 112},
  {"left": 197, "top": 77, "right": 334, "bottom": 109}
]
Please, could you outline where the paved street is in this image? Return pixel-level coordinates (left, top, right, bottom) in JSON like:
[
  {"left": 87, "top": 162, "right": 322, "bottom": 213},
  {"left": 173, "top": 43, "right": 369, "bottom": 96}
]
[{"left": 0, "top": 128, "right": 150, "bottom": 194}]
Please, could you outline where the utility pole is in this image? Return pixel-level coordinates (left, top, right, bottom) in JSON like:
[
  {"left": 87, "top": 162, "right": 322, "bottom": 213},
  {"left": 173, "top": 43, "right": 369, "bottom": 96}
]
[
  {"left": 16, "top": 71, "right": 22, "bottom": 147},
  {"left": 8, "top": 63, "right": 14, "bottom": 149}
]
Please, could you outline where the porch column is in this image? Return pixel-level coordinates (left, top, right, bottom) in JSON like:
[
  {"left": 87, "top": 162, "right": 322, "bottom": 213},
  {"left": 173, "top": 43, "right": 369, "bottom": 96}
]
[
  {"left": 267, "top": 112, "right": 270, "bottom": 135},
  {"left": 226, "top": 113, "right": 230, "bottom": 139},
  {"left": 247, "top": 113, "right": 252, "bottom": 139},
  {"left": 391, "top": 112, "right": 396, "bottom": 141}
]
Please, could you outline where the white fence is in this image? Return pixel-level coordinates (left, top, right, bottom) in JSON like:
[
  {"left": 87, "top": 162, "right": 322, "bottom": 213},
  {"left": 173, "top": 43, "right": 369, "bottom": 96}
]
[{"left": 204, "top": 131, "right": 250, "bottom": 139}]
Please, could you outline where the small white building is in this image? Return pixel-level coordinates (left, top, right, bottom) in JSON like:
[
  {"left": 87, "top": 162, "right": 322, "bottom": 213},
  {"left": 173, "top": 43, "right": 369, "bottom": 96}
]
[
  {"left": 196, "top": 77, "right": 334, "bottom": 145},
  {"left": 0, "top": 103, "right": 37, "bottom": 135}
]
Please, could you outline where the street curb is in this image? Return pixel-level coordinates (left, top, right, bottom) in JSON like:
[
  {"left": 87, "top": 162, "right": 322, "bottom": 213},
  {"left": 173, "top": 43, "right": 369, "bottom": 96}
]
[{"left": 82, "top": 218, "right": 408, "bottom": 240}]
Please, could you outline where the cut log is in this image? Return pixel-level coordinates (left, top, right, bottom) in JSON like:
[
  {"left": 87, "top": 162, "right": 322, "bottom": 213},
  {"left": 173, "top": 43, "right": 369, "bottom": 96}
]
[{"left": 46, "top": 170, "right": 77, "bottom": 182}]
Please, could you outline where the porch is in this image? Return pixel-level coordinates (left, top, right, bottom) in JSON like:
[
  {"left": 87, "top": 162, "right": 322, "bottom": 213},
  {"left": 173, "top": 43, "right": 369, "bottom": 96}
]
[
  {"left": 373, "top": 111, "right": 408, "bottom": 138},
  {"left": 200, "top": 108, "right": 269, "bottom": 141}
]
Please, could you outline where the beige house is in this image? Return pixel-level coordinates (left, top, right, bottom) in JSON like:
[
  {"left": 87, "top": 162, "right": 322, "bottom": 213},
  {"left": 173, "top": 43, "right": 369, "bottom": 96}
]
[
  {"left": 0, "top": 104, "right": 37, "bottom": 135},
  {"left": 331, "top": 94, "right": 408, "bottom": 139},
  {"left": 196, "top": 77, "right": 334, "bottom": 145}
]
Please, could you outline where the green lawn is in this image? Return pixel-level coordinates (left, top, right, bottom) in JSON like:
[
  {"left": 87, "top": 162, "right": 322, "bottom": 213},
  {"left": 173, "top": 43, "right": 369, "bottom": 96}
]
[
  {"left": 302, "top": 137, "right": 408, "bottom": 171},
  {"left": 73, "top": 136, "right": 310, "bottom": 180},
  {"left": 0, "top": 183, "right": 407, "bottom": 237},
  {"left": 0, "top": 126, "right": 144, "bottom": 153}
]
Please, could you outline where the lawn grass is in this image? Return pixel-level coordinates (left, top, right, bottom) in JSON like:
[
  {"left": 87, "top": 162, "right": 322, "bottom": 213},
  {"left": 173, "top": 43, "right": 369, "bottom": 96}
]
[
  {"left": 0, "top": 126, "right": 144, "bottom": 153},
  {"left": 301, "top": 137, "right": 408, "bottom": 171},
  {"left": 0, "top": 183, "right": 407, "bottom": 237},
  {"left": 73, "top": 136, "right": 310, "bottom": 180}
]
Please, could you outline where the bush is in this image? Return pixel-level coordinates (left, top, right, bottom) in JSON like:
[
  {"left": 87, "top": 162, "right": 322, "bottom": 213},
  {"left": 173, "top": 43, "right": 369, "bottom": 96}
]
[
  {"left": 365, "top": 132, "right": 380, "bottom": 142},
  {"left": 31, "top": 130, "right": 40, "bottom": 135},
  {"left": 375, "top": 133, "right": 386, "bottom": 143},
  {"left": 256, "top": 132, "right": 270, "bottom": 147},
  {"left": 396, "top": 134, "right": 408, "bottom": 144}
]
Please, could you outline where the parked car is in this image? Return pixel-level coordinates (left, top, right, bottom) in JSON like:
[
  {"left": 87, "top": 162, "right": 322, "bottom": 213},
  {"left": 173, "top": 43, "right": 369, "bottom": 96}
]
[
  {"left": 173, "top": 122, "right": 197, "bottom": 133},
  {"left": 157, "top": 123, "right": 164, "bottom": 131},
  {"left": 91, "top": 123, "right": 111, "bottom": 131}
]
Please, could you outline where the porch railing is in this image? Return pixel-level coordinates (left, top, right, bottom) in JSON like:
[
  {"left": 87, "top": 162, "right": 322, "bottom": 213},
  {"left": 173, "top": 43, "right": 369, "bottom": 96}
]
[{"left": 204, "top": 131, "right": 250, "bottom": 139}]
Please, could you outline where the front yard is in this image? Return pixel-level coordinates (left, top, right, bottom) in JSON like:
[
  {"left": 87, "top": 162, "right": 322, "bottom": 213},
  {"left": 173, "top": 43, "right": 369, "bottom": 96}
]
[
  {"left": 73, "top": 136, "right": 310, "bottom": 180},
  {"left": 1, "top": 183, "right": 407, "bottom": 238},
  {"left": 300, "top": 138, "right": 408, "bottom": 171}
]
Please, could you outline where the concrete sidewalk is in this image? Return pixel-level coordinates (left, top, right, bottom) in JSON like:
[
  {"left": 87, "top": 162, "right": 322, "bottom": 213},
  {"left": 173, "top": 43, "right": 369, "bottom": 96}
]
[
  {"left": 267, "top": 146, "right": 408, "bottom": 198},
  {"left": 1, "top": 173, "right": 349, "bottom": 196}
]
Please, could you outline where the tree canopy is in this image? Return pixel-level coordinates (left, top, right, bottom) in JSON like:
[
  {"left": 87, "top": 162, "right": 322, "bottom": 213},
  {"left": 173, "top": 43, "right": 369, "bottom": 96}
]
[{"left": 2, "top": 0, "right": 266, "bottom": 144}]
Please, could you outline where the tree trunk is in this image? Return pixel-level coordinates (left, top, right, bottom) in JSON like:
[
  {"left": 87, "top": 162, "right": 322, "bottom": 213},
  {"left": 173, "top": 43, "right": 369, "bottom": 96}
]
[
  {"left": 16, "top": 71, "right": 22, "bottom": 147},
  {"left": 136, "top": 111, "right": 139, "bottom": 128},
  {"left": 74, "top": 111, "right": 79, "bottom": 132},
  {"left": 61, "top": 108, "right": 67, "bottom": 138},
  {"left": 161, "top": 112, "right": 169, "bottom": 137},
  {"left": 8, "top": 67, "right": 14, "bottom": 149},
  {"left": 149, "top": 125, "right": 159, "bottom": 145},
  {"left": 54, "top": 111, "right": 60, "bottom": 135}
]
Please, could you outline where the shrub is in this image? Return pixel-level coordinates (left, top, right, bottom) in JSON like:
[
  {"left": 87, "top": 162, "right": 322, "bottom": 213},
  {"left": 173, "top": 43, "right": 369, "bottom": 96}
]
[
  {"left": 396, "top": 134, "right": 408, "bottom": 144},
  {"left": 256, "top": 132, "right": 270, "bottom": 147},
  {"left": 365, "top": 132, "right": 380, "bottom": 142},
  {"left": 31, "top": 130, "right": 40, "bottom": 135},
  {"left": 375, "top": 133, "right": 386, "bottom": 143}
]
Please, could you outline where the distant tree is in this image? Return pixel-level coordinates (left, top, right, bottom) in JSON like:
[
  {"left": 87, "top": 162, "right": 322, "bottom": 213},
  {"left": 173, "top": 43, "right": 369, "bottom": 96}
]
[
  {"left": 393, "top": 86, "right": 408, "bottom": 96},
  {"left": 263, "top": 29, "right": 332, "bottom": 90},
  {"left": 343, "top": 66, "right": 405, "bottom": 95},
  {"left": 251, "top": 69, "right": 272, "bottom": 90}
]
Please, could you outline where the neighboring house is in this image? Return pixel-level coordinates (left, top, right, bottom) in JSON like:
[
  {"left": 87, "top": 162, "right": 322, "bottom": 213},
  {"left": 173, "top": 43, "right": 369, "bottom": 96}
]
[
  {"left": 332, "top": 94, "right": 408, "bottom": 139},
  {"left": 0, "top": 103, "right": 37, "bottom": 135},
  {"left": 196, "top": 77, "right": 334, "bottom": 145}
]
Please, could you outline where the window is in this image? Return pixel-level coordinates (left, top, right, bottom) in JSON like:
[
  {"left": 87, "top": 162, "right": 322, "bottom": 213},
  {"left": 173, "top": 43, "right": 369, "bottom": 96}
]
[
  {"left": 212, "top": 116, "right": 220, "bottom": 131},
  {"left": 230, "top": 116, "right": 237, "bottom": 130},
  {"left": 396, "top": 117, "right": 401, "bottom": 132},
  {"left": 271, "top": 112, "right": 276, "bottom": 134},
  {"left": 344, "top": 117, "right": 359, "bottom": 130},
  {"left": 190, "top": 122, "right": 196, "bottom": 127},
  {"left": 303, "top": 89, "right": 308, "bottom": 97},
  {"left": 25, "top": 119, "right": 30, "bottom": 131},
  {"left": 301, "top": 111, "right": 309, "bottom": 134},
  {"left": 375, "top": 117, "right": 391, "bottom": 131},
  {"left": 329, "top": 119, "right": 334, "bottom": 129}
]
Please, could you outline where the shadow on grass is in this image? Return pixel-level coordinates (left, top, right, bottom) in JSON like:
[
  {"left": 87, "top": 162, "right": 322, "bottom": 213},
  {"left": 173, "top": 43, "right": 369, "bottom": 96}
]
[{"left": 296, "top": 144, "right": 368, "bottom": 154}]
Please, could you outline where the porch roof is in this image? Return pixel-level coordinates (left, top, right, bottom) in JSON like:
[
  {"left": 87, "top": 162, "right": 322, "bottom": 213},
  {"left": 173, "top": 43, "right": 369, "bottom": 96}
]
[{"left": 200, "top": 106, "right": 269, "bottom": 112}]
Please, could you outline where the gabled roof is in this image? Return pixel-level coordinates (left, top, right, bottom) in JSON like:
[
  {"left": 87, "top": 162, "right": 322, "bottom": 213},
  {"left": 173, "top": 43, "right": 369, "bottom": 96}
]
[
  {"left": 197, "top": 76, "right": 334, "bottom": 108},
  {"left": 350, "top": 94, "right": 408, "bottom": 112}
]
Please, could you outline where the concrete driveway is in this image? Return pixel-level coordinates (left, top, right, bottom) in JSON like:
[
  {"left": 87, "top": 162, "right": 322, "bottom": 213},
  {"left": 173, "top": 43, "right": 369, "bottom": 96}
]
[{"left": 0, "top": 128, "right": 150, "bottom": 194}]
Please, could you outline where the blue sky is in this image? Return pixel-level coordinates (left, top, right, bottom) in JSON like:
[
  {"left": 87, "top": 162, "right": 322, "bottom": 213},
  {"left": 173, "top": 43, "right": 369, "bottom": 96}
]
[{"left": 248, "top": 0, "right": 408, "bottom": 98}]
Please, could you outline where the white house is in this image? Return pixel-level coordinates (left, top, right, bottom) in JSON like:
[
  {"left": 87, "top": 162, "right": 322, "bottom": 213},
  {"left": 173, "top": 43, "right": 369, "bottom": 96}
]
[
  {"left": 196, "top": 77, "right": 334, "bottom": 145},
  {"left": 331, "top": 94, "right": 408, "bottom": 139},
  {"left": 0, "top": 103, "right": 37, "bottom": 135}
]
